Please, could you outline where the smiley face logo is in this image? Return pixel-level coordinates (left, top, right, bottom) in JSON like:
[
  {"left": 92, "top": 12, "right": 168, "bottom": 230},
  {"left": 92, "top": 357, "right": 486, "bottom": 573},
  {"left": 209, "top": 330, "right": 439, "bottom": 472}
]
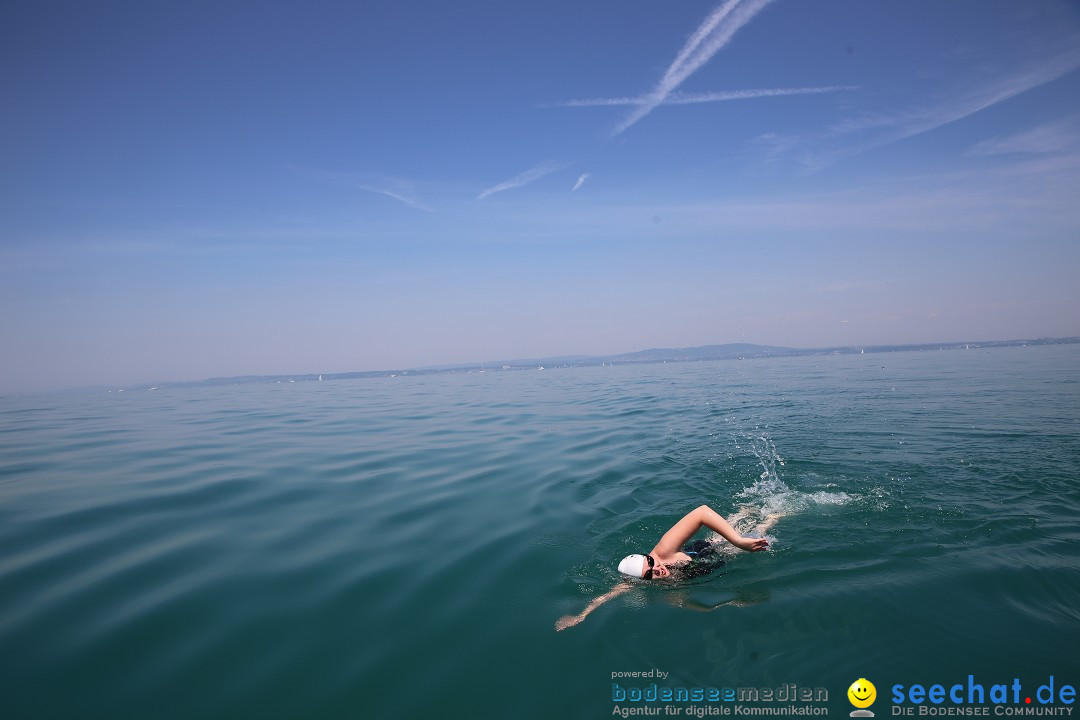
[{"left": 848, "top": 678, "right": 877, "bottom": 709}]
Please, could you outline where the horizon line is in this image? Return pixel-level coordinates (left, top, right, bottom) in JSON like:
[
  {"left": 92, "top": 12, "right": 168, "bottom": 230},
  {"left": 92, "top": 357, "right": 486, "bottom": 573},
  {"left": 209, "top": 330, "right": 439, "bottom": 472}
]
[{"left": 12, "top": 335, "right": 1078, "bottom": 397}]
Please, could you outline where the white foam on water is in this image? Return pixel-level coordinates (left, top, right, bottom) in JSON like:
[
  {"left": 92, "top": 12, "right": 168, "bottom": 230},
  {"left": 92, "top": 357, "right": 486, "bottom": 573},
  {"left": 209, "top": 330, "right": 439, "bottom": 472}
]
[{"left": 727, "top": 434, "right": 853, "bottom": 533}]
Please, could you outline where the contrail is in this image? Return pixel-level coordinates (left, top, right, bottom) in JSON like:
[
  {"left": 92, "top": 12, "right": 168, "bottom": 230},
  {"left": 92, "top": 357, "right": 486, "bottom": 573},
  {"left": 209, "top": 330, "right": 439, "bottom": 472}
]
[
  {"left": 612, "top": 0, "right": 776, "bottom": 135},
  {"left": 555, "top": 85, "right": 857, "bottom": 108},
  {"left": 358, "top": 185, "right": 433, "bottom": 212},
  {"left": 809, "top": 44, "right": 1080, "bottom": 167},
  {"left": 571, "top": 173, "right": 590, "bottom": 192},
  {"left": 478, "top": 161, "right": 569, "bottom": 199}
]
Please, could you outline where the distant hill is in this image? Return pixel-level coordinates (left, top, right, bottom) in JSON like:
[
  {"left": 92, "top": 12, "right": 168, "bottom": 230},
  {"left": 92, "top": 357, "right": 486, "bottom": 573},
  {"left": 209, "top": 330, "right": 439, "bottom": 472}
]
[
  {"left": 489, "top": 337, "right": 1079, "bottom": 370},
  {"left": 596, "top": 343, "right": 799, "bottom": 363}
]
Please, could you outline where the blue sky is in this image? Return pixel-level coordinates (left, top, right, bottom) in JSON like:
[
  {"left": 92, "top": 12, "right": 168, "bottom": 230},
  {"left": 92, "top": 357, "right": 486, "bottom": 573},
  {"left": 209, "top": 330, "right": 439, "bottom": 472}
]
[{"left": 2, "top": 0, "right": 1080, "bottom": 392}]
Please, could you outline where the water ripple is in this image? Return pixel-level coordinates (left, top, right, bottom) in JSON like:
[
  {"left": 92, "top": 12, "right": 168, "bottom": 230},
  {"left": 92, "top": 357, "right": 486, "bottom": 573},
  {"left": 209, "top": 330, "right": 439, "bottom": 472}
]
[{"left": 0, "top": 346, "right": 1078, "bottom": 718}]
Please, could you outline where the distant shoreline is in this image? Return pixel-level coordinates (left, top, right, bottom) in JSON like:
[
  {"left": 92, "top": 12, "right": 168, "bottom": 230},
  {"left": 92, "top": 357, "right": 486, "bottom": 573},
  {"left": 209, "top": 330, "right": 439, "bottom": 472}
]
[{"left": 91, "top": 336, "right": 1079, "bottom": 394}]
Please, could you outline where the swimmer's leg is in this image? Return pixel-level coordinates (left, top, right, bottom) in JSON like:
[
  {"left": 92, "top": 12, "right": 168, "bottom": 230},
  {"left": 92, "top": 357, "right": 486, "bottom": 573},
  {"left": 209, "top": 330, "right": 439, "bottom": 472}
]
[
  {"left": 755, "top": 512, "right": 783, "bottom": 535},
  {"left": 725, "top": 505, "right": 757, "bottom": 536}
]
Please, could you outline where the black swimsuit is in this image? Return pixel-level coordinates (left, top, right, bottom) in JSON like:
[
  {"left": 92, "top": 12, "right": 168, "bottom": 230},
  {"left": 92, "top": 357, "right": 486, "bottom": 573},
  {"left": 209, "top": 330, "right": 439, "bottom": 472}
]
[{"left": 677, "top": 539, "right": 725, "bottom": 579}]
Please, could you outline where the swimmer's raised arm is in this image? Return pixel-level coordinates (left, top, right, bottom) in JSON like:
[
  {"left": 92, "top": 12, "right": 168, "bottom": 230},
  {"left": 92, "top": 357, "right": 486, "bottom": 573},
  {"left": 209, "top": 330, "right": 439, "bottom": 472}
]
[
  {"left": 651, "top": 505, "right": 768, "bottom": 557},
  {"left": 555, "top": 582, "right": 631, "bottom": 632}
]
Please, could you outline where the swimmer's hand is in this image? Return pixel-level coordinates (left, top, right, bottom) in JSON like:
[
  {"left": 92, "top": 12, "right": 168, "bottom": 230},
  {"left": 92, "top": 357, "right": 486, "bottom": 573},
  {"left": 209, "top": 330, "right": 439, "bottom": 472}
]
[
  {"left": 734, "top": 536, "right": 769, "bottom": 552},
  {"left": 555, "top": 614, "right": 583, "bottom": 632}
]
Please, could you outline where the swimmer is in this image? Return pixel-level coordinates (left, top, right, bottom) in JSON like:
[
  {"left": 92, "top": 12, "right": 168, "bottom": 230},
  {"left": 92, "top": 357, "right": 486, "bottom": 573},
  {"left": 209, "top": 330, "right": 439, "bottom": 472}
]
[{"left": 555, "top": 505, "right": 779, "bottom": 631}]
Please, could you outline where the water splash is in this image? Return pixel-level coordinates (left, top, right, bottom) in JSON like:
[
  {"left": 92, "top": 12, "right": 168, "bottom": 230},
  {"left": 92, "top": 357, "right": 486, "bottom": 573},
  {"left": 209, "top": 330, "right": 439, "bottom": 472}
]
[{"left": 728, "top": 434, "right": 852, "bottom": 535}]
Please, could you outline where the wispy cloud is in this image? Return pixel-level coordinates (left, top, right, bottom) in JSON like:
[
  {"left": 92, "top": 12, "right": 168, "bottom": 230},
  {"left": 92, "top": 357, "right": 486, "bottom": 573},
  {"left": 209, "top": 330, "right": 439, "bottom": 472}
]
[
  {"left": 571, "top": 173, "right": 590, "bottom": 192},
  {"left": 554, "top": 85, "right": 856, "bottom": 108},
  {"left": 285, "top": 165, "right": 436, "bottom": 212},
  {"left": 611, "top": 0, "right": 776, "bottom": 135},
  {"left": 478, "top": 161, "right": 569, "bottom": 200},
  {"left": 358, "top": 184, "right": 433, "bottom": 212},
  {"left": 751, "top": 131, "right": 802, "bottom": 161},
  {"left": 803, "top": 45, "right": 1080, "bottom": 167},
  {"left": 840, "top": 51, "right": 1080, "bottom": 141},
  {"left": 966, "top": 119, "right": 1079, "bottom": 157}
]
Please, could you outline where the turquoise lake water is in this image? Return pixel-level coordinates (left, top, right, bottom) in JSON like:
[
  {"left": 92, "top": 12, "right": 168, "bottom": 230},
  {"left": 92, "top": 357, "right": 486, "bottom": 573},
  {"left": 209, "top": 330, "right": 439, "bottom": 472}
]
[{"left": 2, "top": 345, "right": 1078, "bottom": 719}]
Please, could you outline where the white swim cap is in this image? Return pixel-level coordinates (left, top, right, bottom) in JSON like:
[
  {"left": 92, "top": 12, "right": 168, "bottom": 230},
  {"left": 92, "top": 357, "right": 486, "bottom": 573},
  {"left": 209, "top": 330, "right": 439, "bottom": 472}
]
[{"left": 618, "top": 554, "right": 647, "bottom": 578}]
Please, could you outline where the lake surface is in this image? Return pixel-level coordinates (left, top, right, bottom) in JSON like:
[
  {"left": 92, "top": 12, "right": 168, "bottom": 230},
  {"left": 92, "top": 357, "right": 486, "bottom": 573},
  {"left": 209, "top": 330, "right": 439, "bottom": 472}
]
[{"left": 2, "top": 345, "right": 1078, "bottom": 719}]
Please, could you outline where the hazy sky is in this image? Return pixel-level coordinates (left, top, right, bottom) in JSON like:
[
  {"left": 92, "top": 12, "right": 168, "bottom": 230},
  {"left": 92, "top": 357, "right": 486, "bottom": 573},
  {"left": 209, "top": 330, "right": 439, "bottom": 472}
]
[{"left": 3, "top": 0, "right": 1080, "bottom": 392}]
